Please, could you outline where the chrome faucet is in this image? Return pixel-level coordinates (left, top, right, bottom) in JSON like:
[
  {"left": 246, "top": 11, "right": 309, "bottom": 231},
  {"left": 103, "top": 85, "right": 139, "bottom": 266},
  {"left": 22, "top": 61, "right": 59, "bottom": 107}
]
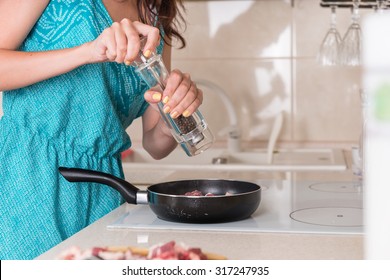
[{"left": 195, "top": 79, "right": 241, "bottom": 152}]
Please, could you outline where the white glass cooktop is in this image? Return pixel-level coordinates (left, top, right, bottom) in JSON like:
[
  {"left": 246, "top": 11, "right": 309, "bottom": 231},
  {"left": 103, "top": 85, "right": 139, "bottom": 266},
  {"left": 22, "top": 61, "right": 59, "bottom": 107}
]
[{"left": 108, "top": 180, "right": 363, "bottom": 235}]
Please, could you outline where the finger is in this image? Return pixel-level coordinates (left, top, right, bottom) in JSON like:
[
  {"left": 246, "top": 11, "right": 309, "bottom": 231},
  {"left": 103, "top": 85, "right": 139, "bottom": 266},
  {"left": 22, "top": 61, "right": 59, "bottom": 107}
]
[
  {"left": 181, "top": 88, "right": 203, "bottom": 118},
  {"left": 112, "top": 22, "right": 128, "bottom": 63},
  {"left": 95, "top": 40, "right": 108, "bottom": 60},
  {"left": 161, "top": 69, "right": 185, "bottom": 114},
  {"left": 102, "top": 28, "right": 117, "bottom": 61},
  {"left": 143, "top": 88, "right": 163, "bottom": 104},
  {"left": 172, "top": 83, "right": 202, "bottom": 118},
  {"left": 132, "top": 21, "right": 160, "bottom": 57},
  {"left": 119, "top": 18, "right": 141, "bottom": 63},
  {"left": 166, "top": 78, "right": 199, "bottom": 118}
]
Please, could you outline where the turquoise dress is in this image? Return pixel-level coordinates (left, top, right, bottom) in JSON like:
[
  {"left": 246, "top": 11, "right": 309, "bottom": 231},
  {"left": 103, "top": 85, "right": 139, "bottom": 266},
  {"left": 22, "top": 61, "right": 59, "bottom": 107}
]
[{"left": 0, "top": 0, "right": 162, "bottom": 259}]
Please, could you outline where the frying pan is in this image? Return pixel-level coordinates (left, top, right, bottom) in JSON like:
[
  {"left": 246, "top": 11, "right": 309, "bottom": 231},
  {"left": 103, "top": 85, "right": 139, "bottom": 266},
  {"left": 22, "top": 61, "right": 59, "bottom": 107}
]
[{"left": 58, "top": 167, "right": 261, "bottom": 223}]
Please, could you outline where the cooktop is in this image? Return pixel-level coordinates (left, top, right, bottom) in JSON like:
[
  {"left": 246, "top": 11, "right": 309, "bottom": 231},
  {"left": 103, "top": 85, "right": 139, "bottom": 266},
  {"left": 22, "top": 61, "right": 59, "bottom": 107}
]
[{"left": 108, "top": 180, "right": 363, "bottom": 235}]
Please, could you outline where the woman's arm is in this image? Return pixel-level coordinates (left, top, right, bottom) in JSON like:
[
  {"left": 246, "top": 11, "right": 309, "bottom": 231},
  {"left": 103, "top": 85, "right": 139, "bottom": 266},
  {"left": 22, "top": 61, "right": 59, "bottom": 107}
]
[
  {"left": 0, "top": 47, "right": 93, "bottom": 91},
  {"left": 0, "top": 0, "right": 52, "bottom": 91},
  {"left": 0, "top": 1, "right": 160, "bottom": 91},
  {"left": 0, "top": 1, "right": 86, "bottom": 91}
]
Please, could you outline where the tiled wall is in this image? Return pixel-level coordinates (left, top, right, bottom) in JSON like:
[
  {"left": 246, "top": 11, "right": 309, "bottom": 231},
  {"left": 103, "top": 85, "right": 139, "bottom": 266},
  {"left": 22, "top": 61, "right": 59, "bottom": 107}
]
[{"left": 127, "top": 0, "right": 369, "bottom": 149}]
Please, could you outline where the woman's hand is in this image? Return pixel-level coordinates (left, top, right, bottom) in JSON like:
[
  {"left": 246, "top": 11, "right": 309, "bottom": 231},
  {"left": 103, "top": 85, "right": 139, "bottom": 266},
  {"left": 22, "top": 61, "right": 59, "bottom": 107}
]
[
  {"left": 144, "top": 70, "right": 203, "bottom": 119},
  {"left": 86, "top": 18, "right": 160, "bottom": 64}
]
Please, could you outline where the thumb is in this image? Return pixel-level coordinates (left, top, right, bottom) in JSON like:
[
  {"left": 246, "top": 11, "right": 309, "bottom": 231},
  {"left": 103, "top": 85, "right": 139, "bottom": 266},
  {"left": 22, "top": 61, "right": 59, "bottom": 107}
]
[{"left": 144, "top": 90, "right": 162, "bottom": 104}]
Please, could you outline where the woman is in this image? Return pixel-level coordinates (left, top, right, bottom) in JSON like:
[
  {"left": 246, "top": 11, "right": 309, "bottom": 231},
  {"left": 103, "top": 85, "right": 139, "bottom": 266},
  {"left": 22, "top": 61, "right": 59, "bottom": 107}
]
[{"left": 0, "top": 0, "right": 201, "bottom": 259}]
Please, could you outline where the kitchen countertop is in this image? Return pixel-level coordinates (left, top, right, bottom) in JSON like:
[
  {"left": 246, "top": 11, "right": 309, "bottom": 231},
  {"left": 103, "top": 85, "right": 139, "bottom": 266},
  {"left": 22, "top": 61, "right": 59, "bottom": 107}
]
[{"left": 37, "top": 150, "right": 364, "bottom": 260}]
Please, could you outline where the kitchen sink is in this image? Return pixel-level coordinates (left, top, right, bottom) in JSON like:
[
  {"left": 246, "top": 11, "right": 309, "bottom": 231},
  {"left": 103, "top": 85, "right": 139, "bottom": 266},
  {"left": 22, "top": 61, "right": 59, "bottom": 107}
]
[{"left": 122, "top": 147, "right": 347, "bottom": 172}]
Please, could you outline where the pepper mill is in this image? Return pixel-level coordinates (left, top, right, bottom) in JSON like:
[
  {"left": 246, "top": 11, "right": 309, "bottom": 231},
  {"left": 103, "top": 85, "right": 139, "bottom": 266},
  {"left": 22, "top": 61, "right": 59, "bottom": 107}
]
[{"left": 132, "top": 38, "right": 214, "bottom": 156}]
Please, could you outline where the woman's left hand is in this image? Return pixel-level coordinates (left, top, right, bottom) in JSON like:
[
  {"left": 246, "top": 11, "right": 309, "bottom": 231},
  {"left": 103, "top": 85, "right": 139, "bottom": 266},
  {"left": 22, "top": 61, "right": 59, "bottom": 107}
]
[{"left": 143, "top": 69, "right": 203, "bottom": 118}]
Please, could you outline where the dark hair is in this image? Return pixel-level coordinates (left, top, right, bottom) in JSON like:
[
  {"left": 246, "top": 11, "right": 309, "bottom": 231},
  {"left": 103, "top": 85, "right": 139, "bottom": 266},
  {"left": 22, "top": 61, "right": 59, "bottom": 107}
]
[{"left": 137, "top": 0, "right": 186, "bottom": 48}]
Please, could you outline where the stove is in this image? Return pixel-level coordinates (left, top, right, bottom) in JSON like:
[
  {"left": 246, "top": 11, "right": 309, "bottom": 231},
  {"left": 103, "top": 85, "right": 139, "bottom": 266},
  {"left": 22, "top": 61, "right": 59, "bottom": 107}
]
[{"left": 108, "top": 180, "right": 363, "bottom": 235}]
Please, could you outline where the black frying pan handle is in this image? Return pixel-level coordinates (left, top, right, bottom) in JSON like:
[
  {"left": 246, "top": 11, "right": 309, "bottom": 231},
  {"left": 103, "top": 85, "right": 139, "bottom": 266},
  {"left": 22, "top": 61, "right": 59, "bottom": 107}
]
[{"left": 58, "top": 167, "right": 139, "bottom": 204}]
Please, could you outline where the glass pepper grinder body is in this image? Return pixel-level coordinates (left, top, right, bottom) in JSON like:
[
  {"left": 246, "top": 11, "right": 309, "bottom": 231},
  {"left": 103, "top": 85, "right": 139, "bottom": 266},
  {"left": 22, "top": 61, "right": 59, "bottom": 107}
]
[{"left": 132, "top": 41, "right": 214, "bottom": 156}]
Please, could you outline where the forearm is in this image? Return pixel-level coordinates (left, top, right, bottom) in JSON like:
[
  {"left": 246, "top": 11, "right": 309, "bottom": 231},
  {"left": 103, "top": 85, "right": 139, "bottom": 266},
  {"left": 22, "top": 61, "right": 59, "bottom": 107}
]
[
  {"left": 0, "top": 43, "right": 92, "bottom": 91},
  {"left": 142, "top": 117, "right": 178, "bottom": 160}
]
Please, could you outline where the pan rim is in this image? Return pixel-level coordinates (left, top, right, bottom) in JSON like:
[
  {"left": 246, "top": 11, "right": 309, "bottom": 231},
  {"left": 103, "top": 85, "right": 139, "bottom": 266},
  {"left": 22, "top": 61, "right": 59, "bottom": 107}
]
[
  {"left": 147, "top": 179, "right": 261, "bottom": 198},
  {"left": 148, "top": 189, "right": 261, "bottom": 198}
]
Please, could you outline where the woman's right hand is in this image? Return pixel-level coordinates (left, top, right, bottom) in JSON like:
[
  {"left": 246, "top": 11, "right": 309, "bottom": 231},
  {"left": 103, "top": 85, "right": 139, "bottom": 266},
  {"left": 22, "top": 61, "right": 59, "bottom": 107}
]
[{"left": 86, "top": 18, "right": 161, "bottom": 65}]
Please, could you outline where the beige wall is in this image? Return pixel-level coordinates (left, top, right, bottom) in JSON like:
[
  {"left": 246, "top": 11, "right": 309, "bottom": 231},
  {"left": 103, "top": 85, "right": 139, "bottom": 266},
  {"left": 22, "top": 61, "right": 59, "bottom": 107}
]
[{"left": 128, "top": 0, "right": 368, "bottom": 149}]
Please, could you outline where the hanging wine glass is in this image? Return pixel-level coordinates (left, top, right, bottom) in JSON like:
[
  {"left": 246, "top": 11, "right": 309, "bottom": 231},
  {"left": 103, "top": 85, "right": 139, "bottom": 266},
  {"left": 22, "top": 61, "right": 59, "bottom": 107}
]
[
  {"left": 375, "top": 0, "right": 387, "bottom": 13},
  {"left": 339, "top": 0, "right": 362, "bottom": 66},
  {"left": 317, "top": 5, "right": 342, "bottom": 66}
]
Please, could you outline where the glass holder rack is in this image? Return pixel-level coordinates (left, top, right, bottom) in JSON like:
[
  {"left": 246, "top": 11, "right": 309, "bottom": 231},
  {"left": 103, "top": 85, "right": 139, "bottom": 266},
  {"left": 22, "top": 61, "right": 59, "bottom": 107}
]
[{"left": 320, "top": 0, "right": 390, "bottom": 9}]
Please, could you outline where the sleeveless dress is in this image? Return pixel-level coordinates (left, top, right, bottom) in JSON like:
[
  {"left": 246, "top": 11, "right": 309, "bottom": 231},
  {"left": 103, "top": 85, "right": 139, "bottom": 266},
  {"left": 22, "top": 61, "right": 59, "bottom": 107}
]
[{"left": 0, "top": 0, "right": 162, "bottom": 259}]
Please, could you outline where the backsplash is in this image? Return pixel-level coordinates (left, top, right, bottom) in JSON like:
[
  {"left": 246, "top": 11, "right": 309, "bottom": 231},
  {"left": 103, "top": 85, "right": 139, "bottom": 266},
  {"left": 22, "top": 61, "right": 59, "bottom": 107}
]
[{"left": 127, "top": 0, "right": 368, "bottom": 149}]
